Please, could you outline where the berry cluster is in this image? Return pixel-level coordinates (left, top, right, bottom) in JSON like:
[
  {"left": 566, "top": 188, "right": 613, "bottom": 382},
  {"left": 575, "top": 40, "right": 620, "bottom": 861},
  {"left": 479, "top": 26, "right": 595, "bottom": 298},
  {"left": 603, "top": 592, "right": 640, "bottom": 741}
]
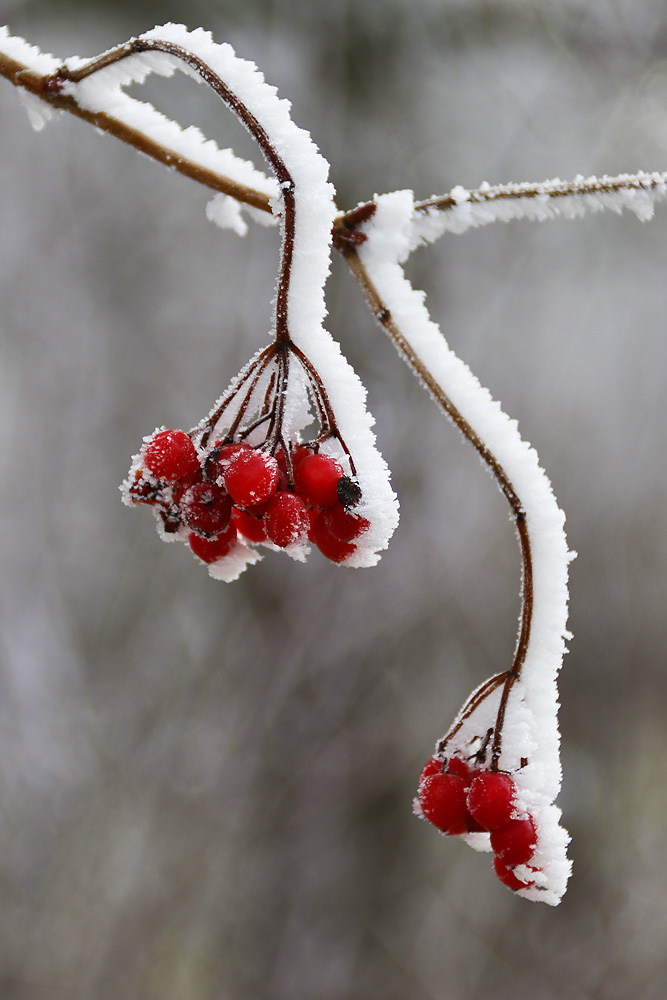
[
  {"left": 417, "top": 756, "right": 539, "bottom": 892},
  {"left": 124, "top": 428, "right": 371, "bottom": 568}
]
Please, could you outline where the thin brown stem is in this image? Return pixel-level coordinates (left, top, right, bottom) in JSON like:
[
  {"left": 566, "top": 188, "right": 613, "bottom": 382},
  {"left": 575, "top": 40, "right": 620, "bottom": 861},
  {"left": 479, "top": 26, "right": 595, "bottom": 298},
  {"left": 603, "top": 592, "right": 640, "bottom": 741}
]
[
  {"left": 435, "top": 672, "right": 508, "bottom": 755},
  {"left": 343, "top": 245, "right": 533, "bottom": 766},
  {"left": 198, "top": 345, "right": 276, "bottom": 447},
  {"left": 415, "top": 171, "right": 667, "bottom": 214}
]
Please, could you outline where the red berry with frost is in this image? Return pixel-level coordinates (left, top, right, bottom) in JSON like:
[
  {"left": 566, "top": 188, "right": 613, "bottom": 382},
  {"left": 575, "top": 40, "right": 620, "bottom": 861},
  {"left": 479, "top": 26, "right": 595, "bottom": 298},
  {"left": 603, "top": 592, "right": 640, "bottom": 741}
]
[
  {"left": 491, "top": 816, "right": 537, "bottom": 867},
  {"left": 182, "top": 481, "right": 232, "bottom": 536},
  {"left": 419, "top": 757, "right": 444, "bottom": 788},
  {"left": 188, "top": 522, "right": 237, "bottom": 563},
  {"left": 467, "top": 772, "right": 516, "bottom": 831},
  {"left": 309, "top": 510, "right": 356, "bottom": 563},
  {"left": 493, "top": 857, "right": 535, "bottom": 891},
  {"left": 224, "top": 450, "right": 279, "bottom": 506},
  {"left": 264, "top": 492, "right": 309, "bottom": 547},
  {"left": 233, "top": 508, "right": 268, "bottom": 543},
  {"left": 206, "top": 441, "right": 251, "bottom": 482},
  {"left": 143, "top": 430, "right": 200, "bottom": 485},
  {"left": 293, "top": 453, "right": 344, "bottom": 508},
  {"left": 323, "top": 503, "right": 370, "bottom": 542},
  {"left": 447, "top": 757, "right": 475, "bottom": 785},
  {"left": 418, "top": 773, "right": 468, "bottom": 835}
]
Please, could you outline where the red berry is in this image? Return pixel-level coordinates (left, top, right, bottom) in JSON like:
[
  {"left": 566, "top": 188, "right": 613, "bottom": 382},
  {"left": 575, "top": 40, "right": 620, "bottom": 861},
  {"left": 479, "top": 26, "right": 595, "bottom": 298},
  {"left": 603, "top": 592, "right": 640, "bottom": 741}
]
[
  {"left": 224, "top": 450, "right": 279, "bottom": 506},
  {"left": 447, "top": 757, "right": 475, "bottom": 785},
  {"left": 418, "top": 773, "right": 468, "bottom": 835},
  {"left": 309, "top": 511, "right": 356, "bottom": 563},
  {"left": 465, "top": 813, "right": 488, "bottom": 834},
  {"left": 290, "top": 444, "right": 311, "bottom": 468},
  {"left": 233, "top": 508, "right": 268, "bottom": 543},
  {"left": 493, "top": 857, "right": 535, "bottom": 891},
  {"left": 467, "top": 772, "right": 516, "bottom": 831},
  {"left": 264, "top": 492, "right": 309, "bottom": 547},
  {"left": 206, "top": 442, "right": 251, "bottom": 482},
  {"left": 182, "top": 482, "right": 232, "bottom": 536},
  {"left": 419, "top": 757, "right": 444, "bottom": 788},
  {"left": 293, "top": 453, "right": 344, "bottom": 508},
  {"left": 143, "top": 430, "right": 200, "bottom": 485},
  {"left": 323, "top": 503, "right": 370, "bottom": 542},
  {"left": 440, "top": 758, "right": 487, "bottom": 831},
  {"left": 490, "top": 816, "right": 537, "bottom": 867},
  {"left": 188, "top": 522, "right": 237, "bottom": 563}
]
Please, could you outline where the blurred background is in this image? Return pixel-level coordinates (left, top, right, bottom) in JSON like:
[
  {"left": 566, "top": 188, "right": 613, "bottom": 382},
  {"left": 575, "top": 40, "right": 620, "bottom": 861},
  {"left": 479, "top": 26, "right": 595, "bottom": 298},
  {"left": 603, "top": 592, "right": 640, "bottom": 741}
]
[{"left": 1, "top": 1, "right": 667, "bottom": 997}]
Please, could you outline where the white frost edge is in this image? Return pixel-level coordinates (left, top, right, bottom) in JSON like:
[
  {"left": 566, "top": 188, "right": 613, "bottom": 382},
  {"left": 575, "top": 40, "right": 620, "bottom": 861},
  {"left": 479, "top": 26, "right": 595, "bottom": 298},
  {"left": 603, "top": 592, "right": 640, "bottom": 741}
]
[
  {"left": 0, "top": 24, "right": 61, "bottom": 73},
  {"left": 205, "top": 542, "right": 262, "bottom": 581},
  {"left": 359, "top": 190, "right": 572, "bottom": 904},
  {"left": 206, "top": 192, "right": 278, "bottom": 235},
  {"left": 412, "top": 173, "right": 667, "bottom": 241}
]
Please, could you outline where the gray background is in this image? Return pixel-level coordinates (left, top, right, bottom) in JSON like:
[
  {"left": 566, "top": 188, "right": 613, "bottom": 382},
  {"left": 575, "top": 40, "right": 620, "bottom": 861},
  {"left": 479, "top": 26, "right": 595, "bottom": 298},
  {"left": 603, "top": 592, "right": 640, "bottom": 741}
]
[{"left": 1, "top": 1, "right": 667, "bottom": 997}]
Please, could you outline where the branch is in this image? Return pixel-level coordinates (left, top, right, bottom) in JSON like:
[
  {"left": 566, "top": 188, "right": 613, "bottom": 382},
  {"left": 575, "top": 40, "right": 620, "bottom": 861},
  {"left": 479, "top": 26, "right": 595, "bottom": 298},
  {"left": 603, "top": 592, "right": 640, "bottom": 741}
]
[
  {"left": 343, "top": 191, "right": 573, "bottom": 904},
  {"left": 0, "top": 29, "right": 275, "bottom": 215},
  {"left": 413, "top": 172, "right": 667, "bottom": 240}
]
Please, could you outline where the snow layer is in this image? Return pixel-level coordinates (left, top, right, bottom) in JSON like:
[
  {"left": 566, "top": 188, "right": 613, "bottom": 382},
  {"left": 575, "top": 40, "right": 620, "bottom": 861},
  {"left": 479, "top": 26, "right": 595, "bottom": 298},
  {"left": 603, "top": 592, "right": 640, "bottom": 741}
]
[
  {"left": 0, "top": 25, "right": 61, "bottom": 74},
  {"left": 358, "top": 191, "right": 573, "bottom": 903}
]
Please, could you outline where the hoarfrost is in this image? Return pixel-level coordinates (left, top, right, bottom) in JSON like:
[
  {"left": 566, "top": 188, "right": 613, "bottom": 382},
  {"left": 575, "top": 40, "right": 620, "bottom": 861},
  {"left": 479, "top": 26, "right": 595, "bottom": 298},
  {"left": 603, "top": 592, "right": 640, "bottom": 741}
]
[{"left": 17, "top": 89, "right": 59, "bottom": 131}]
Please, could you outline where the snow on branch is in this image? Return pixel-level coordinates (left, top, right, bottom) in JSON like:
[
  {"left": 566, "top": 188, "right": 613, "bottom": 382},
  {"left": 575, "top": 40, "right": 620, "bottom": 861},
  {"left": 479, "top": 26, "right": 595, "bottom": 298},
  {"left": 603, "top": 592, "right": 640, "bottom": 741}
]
[
  {"left": 345, "top": 191, "right": 574, "bottom": 904},
  {"left": 413, "top": 171, "right": 667, "bottom": 240},
  {"left": 0, "top": 25, "right": 277, "bottom": 226}
]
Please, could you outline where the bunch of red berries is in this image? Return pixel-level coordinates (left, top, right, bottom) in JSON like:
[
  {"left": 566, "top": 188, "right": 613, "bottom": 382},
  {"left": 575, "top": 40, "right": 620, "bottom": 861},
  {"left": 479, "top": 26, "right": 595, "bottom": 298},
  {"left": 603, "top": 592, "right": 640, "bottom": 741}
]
[
  {"left": 123, "top": 428, "right": 371, "bottom": 568},
  {"left": 417, "top": 755, "right": 539, "bottom": 892}
]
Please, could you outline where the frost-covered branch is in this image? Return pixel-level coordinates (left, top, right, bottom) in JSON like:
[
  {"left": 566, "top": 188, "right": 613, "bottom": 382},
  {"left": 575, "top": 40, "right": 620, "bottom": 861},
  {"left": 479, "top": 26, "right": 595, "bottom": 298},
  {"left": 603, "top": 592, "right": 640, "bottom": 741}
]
[
  {"left": 343, "top": 193, "right": 573, "bottom": 904},
  {"left": 413, "top": 172, "right": 667, "bottom": 240},
  {"left": 0, "top": 27, "right": 276, "bottom": 218}
]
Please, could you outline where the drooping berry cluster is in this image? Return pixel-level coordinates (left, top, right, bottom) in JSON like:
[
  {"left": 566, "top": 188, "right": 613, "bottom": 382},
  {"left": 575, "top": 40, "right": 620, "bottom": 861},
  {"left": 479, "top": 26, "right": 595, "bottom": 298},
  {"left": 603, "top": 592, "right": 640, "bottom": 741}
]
[
  {"left": 416, "top": 756, "right": 539, "bottom": 892},
  {"left": 123, "top": 427, "right": 371, "bottom": 570}
]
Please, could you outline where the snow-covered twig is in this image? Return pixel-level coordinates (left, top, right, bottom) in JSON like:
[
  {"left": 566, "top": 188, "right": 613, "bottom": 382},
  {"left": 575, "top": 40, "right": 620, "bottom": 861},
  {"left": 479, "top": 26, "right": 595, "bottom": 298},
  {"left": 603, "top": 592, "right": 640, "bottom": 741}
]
[
  {"left": 0, "top": 26, "right": 276, "bottom": 217},
  {"left": 413, "top": 172, "right": 667, "bottom": 240},
  {"left": 343, "top": 192, "right": 573, "bottom": 904},
  {"left": 5, "top": 27, "right": 665, "bottom": 243}
]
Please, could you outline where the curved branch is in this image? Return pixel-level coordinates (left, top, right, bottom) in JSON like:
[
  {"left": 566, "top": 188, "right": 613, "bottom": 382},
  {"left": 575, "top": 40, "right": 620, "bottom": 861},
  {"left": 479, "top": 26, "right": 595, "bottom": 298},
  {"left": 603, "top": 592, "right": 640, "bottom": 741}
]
[
  {"left": 344, "top": 243, "right": 533, "bottom": 766},
  {"left": 47, "top": 39, "right": 298, "bottom": 344}
]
